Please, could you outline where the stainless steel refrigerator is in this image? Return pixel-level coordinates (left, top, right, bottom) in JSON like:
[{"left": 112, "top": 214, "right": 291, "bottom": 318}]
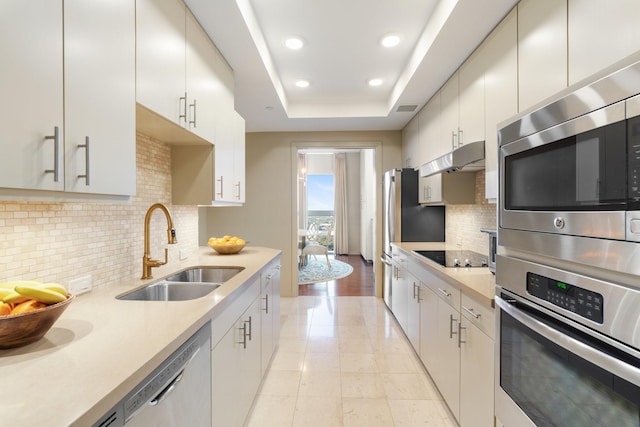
[{"left": 381, "top": 168, "right": 445, "bottom": 309}]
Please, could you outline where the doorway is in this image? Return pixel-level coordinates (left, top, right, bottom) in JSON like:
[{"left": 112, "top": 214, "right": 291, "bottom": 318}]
[{"left": 295, "top": 146, "right": 377, "bottom": 296}]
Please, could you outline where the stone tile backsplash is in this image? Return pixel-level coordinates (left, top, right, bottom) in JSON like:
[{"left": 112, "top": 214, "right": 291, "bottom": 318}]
[
  {"left": 445, "top": 171, "right": 497, "bottom": 255},
  {"left": 0, "top": 133, "right": 199, "bottom": 288}
]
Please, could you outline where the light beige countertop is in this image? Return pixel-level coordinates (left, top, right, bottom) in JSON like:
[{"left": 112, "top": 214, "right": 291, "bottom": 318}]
[
  {"left": 0, "top": 246, "right": 281, "bottom": 427},
  {"left": 392, "top": 242, "right": 496, "bottom": 307}
]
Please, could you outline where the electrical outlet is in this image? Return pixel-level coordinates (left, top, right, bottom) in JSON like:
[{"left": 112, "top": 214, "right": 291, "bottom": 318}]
[
  {"left": 69, "top": 275, "right": 92, "bottom": 295},
  {"left": 179, "top": 248, "right": 189, "bottom": 260}
]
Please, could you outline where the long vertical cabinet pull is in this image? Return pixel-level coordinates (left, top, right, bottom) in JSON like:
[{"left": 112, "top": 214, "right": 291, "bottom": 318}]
[
  {"left": 262, "top": 293, "right": 269, "bottom": 314},
  {"left": 449, "top": 314, "right": 458, "bottom": 339},
  {"left": 44, "top": 126, "right": 61, "bottom": 182},
  {"left": 458, "top": 322, "right": 466, "bottom": 348},
  {"left": 237, "top": 322, "right": 248, "bottom": 349},
  {"left": 179, "top": 92, "right": 187, "bottom": 124},
  {"left": 216, "top": 176, "right": 224, "bottom": 199},
  {"left": 246, "top": 316, "right": 253, "bottom": 341},
  {"left": 235, "top": 181, "right": 241, "bottom": 200},
  {"left": 189, "top": 99, "right": 197, "bottom": 127},
  {"left": 77, "top": 136, "right": 90, "bottom": 185},
  {"left": 458, "top": 128, "right": 463, "bottom": 146}
]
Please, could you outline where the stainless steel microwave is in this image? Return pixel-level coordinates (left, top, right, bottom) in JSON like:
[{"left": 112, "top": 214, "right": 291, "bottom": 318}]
[
  {"left": 498, "top": 53, "right": 640, "bottom": 279},
  {"left": 500, "top": 98, "right": 640, "bottom": 242}
]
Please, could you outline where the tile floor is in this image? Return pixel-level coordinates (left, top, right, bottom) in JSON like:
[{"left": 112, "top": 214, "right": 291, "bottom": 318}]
[{"left": 246, "top": 296, "right": 456, "bottom": 427}]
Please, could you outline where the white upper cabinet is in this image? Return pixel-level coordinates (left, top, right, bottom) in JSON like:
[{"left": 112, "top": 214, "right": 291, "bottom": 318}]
[
  {"left": 439, "top": 73, "right": 460, "bottom": 155},
  {"left": 0, "top": 0, "right": 135, "bottom": 196},
  {"left": 64, "top": 0, "right": 136, "bottom": 195},
  {"left": 0, "top": 1, "right": 64, "bottom": 192},
  {"left": 136, "top": 0, "right": 187, "bottom": 128},
  {"left": 421, "top": 92, "right": 442, "bottom": 164},
  {"left": 568, "top": 0, "right": 640, "bottom": 85},
  {"left": 185, "top": 10, "right": 218, "bottom": 144},
  {"left": 518, "top": 0, "right": 568, "bottom": 111},
  {"left": 402, "top": 114, "right": 420, "bottom": 168},
  {"left": 458, "top": 48, "right": 485, "bottom": 145},
  {"left": 483, "top": 8, "right": 518, "bottom": 201}
]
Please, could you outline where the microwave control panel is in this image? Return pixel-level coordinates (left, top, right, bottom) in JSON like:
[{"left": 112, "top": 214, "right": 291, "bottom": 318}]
[{"left": 527, "top": 272, "right": 604, "bottom": 323}]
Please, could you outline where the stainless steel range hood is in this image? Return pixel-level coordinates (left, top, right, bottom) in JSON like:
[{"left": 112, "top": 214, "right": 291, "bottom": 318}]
[{"left": 419, "top": 140, "right": 485, "bottom": 177}]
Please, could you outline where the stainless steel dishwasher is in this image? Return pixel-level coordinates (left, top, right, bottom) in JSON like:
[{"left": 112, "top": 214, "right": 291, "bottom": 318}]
[{"left": 93, "top": 322, "right": 211, "bottom": 427}]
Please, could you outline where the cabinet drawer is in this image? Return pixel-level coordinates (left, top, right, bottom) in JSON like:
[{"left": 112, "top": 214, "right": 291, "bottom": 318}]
[{"left": 461, "top": 293, "right": 494, "bottom": 339}]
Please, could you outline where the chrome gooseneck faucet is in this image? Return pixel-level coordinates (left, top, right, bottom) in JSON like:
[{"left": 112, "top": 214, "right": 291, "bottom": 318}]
[{"left": 141, "top": 203, "right": 177, "bottom": 279}]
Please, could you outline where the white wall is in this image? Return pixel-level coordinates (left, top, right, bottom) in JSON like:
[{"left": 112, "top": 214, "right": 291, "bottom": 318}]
[{"left": 200, "top": 131, "right": 402, "bottom": 297}]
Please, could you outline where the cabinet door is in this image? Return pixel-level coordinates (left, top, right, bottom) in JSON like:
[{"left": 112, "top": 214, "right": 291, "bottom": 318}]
[
  {"left": 484, "top": 8, "right": 517, "bottom": 201},
  {"left": 390, "top": 262, "right": 409, "bottom": 332},
  {"left": 260, "top": 274, "right": 274, "bottom": 377},
  {"left": 460, "top": 318, "right": 494, "bottom": 427},
  {"left": 458, "top": 48, "right": 485, "bottom": 145},
  {"left": 420, "top": 175, "right": 443, "bottom": 204},
  {"left": 406, "top": 274, "right": 421, "bottom": 351},
  {"left": 212, "top": 298, "right": 261, "bottom": 427},
  {"left": 518, "top": 0, "right": 567, "bottom": 111},
  {"left": 402, "top": 114, "right": 420, "bottom": 168},
  {"left": 419, "top": 284, "right": 438, "bottom": 372},
  {"left": 440, "top": 73, "right": 460, "bottom": 155},
  {"left": 421, "top": 93, "right": 441, "bottom": 163},
  {"left": 232, "top": 111, "right": 246, "bottom": 203},
  {"left": 568, "top": 0, "right": 640, "bottom": 85},
  {"left": 64, "top": 0, "right": 135, "bottom": 195},
  {"left": 0, "top": 1, "right": 64, "bottom": 192},
  {"left": 136, "top": 0, "right": 186, "bottom": 126},
  {"left": 185, "top": 10, "right": 217, "bottom": 143},
  {"left": 433, "top": 300, "right": 461, "bottom": 421}
]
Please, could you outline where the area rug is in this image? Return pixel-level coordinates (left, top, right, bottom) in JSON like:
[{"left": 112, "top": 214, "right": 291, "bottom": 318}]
[{"left": 298, "top": 258, "right": 354, "bottom": 285}]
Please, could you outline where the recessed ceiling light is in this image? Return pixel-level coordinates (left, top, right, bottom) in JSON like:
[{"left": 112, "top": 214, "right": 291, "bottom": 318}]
[
  {"left": 368, "top": 78, "right": 383, "bottom": 87},
  {"left": 380, "top": 34, "right": 400, "bottom": 48},
  {"left": 285, "top": 37, "right": 305, "bottom": 50},
  {"left": 295, "top": 80, "right": 310, "bottom": 88}
]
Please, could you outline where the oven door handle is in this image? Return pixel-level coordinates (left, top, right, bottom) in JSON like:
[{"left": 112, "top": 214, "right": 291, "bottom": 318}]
[{"left": 496, "top": 295, "right": 640, "bottom": 386}]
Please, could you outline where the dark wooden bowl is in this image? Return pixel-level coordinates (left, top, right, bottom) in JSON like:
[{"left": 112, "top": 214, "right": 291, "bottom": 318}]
[{"left": 0, "top": 294, "right": 74, "bottom": 349}]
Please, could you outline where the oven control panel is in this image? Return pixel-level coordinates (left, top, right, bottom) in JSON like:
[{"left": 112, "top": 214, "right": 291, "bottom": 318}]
[{"left": 527, "top": 272, "right": 604, "bottom": 323}]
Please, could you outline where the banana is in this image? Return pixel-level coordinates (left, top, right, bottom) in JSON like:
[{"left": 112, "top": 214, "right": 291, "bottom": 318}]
[
  {"left": 3, "top": 291, "right": 30, "bottom": 304},
  {"left": 0, "top": 302, "right": 11, "bottom": 316},
  {"left": 0, "top": 288, "right": 15, "bottom": 300},
  {"left": 41, "top": 283, "right": 69, "bottom": 297},
  {"left": 14, "top": 284, "right": 67, "bottom": 304}
]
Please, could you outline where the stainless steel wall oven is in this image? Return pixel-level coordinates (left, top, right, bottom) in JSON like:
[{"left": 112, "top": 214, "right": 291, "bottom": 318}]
[
  {"left": 495, "top": 256, "right": 640, "bottom": 426},
  {"left": 496, "top": 54, "right": 640, "bottom": 426}
]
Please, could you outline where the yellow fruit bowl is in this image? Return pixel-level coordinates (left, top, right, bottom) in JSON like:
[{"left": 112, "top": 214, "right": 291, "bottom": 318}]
[
  {"left": 0, "top": 294, "right": 74, "bottom": 349},
  {"left": 208, "top": 242, "right": 245, "bottom": 255}
]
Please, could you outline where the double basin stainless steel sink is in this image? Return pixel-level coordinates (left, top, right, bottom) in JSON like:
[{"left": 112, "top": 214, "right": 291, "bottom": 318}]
[{"left": 117, "top": 266, "right": 244, "bottom": 301}]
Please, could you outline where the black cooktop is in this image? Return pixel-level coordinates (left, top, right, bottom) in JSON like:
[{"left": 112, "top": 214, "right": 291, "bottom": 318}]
[{"left": 415, "top": 250, "right": 488, "bottom": 268}]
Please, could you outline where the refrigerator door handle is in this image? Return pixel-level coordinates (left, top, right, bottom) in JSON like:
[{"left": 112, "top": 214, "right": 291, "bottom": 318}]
[{"left": 380, "top": 255, "right": 392, "bottom": 266}]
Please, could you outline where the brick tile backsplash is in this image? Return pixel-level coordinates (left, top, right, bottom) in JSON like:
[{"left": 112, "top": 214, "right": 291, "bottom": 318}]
[
  {"left": 445, "top": 171, "right": 497, "bottom": 255},
  {"left": 0, "top": 133, "right": 199, "bottom": 288}
]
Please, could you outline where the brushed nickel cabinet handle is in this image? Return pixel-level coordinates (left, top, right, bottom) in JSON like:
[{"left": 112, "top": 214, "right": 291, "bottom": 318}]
[
  {"left": 438, "top": 288, "right": 451, "bottom": 298},
  {"left": 463, "top": 306, "right": 481, "bottom": 319},
  {"left": 237, "top": 323, "right": 247, "bottom": 349},
  {"left": 189, "top": 99, "right": 197, "bottom": 127},
  {"left": 458, "top": 323, "right": 466, "bottom": 348},
  {"left": 44, "top": 126, "right": 61, "bottom": 182},
  {"left": 77, "top": 136, "right": 90, "bottom": 185},
  {"left": 262, "top": 294, "right": 269, "bottom": 313},
  {"left": 179, "top": 92, "right": 187, "bottom": 124},
  {"left": 458, "top": 128, "right": 463, "bottom": 146},
  {"left": 449, "top": 314, "right": 458, "bottom": 339},
  {"left": 235, "top": 181, "right": 241, "bottom": 200},
  {"left": 216, "top": 176, "right": 224, "bottom": 198},
  {"left": 246, "top": 316, "right": 253, "bottom": 341}
]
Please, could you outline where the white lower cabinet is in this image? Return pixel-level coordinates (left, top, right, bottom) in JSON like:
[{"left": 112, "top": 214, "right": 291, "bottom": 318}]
[
  {"left": 460, "top": 316, "right": 494, "bottom": 427},
  {"left": 260, "top": 260, "right": 281, "bottom": 376},
  {"left": 407, "top": 273, "right": 421, "bottom": 351},
  {"left": 210, "top": 257, "right": 281, "bottom": 427},
  {"left": 407, "top": 257, "right": 495, "bottom": 426},
  {"left": 211, "top": 294, "right": 261, "bottom": 427}
]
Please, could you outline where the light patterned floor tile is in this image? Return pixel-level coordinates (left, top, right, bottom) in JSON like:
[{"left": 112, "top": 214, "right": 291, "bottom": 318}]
[
  {"left": 388, "top": 399, "right": 457, "bottom": 426},
  {"left": 269, "top": 350, "right": 305, "bottom": 371},
  {"left": 303, "top": 351, "right": 341, "bottom": 372},
  {"left": 259, "top": 370, "right": 301, "bottom": 396},
  {"left": 298, "top": 371, "right": 342, "bottom": 397},
  {"left": 246, "top": 395, "right": 297, "bottom": 427},
  {"left": 343, "top": 398, "right": 395, "bottom": 427},
  {"left": 340, "top": 353, "right": 378, "bottom": 373},
  {"left": 381, "top": 373, "right": 439, "bottom": 400},
  {"left": 293, "top": 396, "right": 344, "bottom": 427},
  {"left": 341, "top": 372, "right": 387, "bottom": 398},
  {"left": 375, "top": 353, "right": 421, "bottom": 373},
  {"left": 339, "top": 337, "right": 374, "bottom": 353}
]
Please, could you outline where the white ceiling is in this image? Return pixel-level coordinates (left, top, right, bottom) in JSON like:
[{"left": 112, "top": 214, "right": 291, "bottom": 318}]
[{"left": 185, "top": 0, "right": 518, "bottom": 132}]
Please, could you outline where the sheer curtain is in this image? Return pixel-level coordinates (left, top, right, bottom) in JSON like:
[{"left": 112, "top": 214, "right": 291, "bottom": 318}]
[
  {"left": 298, "top": 153, "right": 307, "bottom": 233},
  {"left": 334, "top": 153, "right": 348, "bottom": 255}
]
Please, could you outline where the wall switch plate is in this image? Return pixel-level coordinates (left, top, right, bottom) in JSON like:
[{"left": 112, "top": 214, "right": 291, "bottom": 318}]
[
  {"left": 69, "top": 275, "right": 92, "bottom": 295},
  {"left": 179, "top": 248, "right": 189, "bottom": 260}
]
